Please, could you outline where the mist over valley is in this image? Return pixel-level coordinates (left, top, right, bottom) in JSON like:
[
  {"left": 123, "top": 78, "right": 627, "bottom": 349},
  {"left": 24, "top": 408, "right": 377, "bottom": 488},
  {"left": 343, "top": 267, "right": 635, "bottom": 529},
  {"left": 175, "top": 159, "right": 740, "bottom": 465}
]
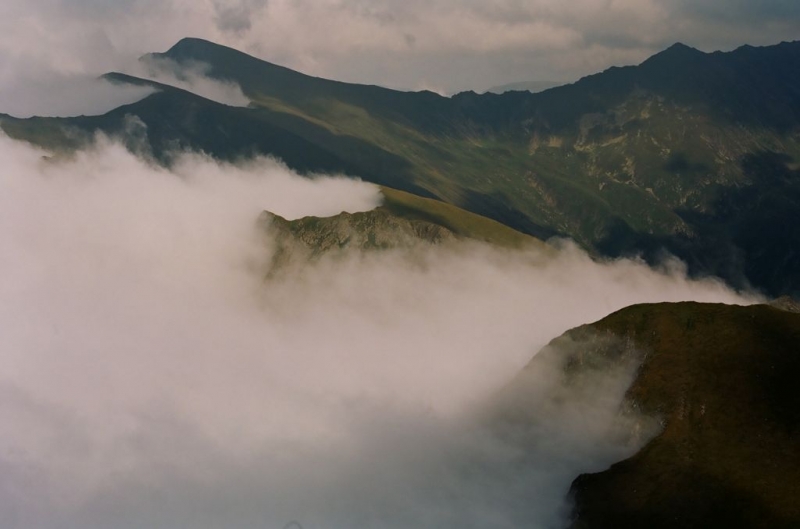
[{"left": 1, "top": 3, "right": 799, "bottom": 527}]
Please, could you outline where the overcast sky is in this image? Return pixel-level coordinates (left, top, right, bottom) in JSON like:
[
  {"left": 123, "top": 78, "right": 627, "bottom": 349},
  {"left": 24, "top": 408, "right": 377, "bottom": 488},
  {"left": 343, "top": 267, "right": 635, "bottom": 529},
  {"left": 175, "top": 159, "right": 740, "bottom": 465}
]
[{"left": 1, "top": 0, "right": 799, "bottom": 95}]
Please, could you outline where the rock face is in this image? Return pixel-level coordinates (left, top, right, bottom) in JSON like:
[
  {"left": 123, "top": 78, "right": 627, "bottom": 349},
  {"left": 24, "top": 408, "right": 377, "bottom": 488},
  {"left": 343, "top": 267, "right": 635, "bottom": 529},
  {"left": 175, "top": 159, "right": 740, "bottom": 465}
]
[
  {"left": 535, "top": 302, "right": 800, "bottom": 529},
  {"left": 267, "top": 208, "right": 455, "bottom": 250},
  {"left": 260, "top": 208, "right": 456, "bottom": 273}
]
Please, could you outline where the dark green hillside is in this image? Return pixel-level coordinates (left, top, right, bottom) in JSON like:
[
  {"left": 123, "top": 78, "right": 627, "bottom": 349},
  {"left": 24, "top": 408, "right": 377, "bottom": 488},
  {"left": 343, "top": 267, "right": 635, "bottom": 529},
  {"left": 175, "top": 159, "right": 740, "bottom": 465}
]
[
  {"left": 149, "top": 38, "right": 460, "bottom": 135},
  {"left": 0, "top": 75, "right": 434, "bottom": 197},
  {"left": 3, "top": 39, "right": 800, "bottom": 295},
  {"left": 510, "top": 302, "right": 800, "bottom": 529}
]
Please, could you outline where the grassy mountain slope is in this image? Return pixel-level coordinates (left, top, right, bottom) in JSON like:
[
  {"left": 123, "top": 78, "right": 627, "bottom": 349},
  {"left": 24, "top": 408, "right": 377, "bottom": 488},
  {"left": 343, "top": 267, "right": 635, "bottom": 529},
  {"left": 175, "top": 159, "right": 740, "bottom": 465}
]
[
  {"left": 261, "top": 186, "right": 545, "bottom": 273},
  {"left": 506, "top": 302, "right": 800, "bottom": 528},
  {"left": 378, "top": 186, "right": 543, "bottom": 249},
  {"left": 3, "top": 39, "right": 800, "bottom": 295}
]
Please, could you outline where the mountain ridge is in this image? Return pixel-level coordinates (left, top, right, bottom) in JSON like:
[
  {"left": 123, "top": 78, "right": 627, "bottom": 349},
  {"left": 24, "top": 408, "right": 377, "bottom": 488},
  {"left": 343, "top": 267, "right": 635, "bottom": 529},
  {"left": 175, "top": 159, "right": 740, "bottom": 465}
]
[{"left": 3, "top": 38, "right": 800, "bottom": 295}]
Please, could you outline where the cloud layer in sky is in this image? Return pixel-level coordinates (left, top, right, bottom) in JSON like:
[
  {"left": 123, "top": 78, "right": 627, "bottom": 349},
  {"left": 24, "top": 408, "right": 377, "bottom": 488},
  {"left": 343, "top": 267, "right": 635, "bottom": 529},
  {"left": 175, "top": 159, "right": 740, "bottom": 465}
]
[
  {"left": 0, "top": 133, "right": 754, "bottom": 528},
  {"left": 0, "top": 0, "right": 797, "bottom": 103}
]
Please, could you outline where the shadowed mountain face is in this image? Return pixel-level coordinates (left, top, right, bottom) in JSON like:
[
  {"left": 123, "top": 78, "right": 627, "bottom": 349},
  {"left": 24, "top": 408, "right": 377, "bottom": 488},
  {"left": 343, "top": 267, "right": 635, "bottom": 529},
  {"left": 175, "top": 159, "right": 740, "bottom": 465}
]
[
  {"left": 503, "top": 302, "right": 800, "bottom": 529},
  {"left": 484, "top": 80, "right": 564, "bottom": 95},
  {"left": 3, "top": 39, "right": 800, "bottom": 295}
]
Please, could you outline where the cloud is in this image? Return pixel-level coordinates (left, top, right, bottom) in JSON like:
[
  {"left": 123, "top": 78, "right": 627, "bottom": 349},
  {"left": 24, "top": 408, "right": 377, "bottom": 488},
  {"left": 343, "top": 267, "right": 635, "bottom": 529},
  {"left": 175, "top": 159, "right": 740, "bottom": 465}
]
[
  {"left": 0, "top": 133, "right": 755, "bottom": 528},
  {"left": 0, "top": 3, "right": 148, "bottom": 116},
  {"left": 0, "top": 15, "right": 248, "bottom": 115},
  {"left": 133, "top": 56, "right": 251, "bottom": 106},
  {"left": 214, "top": 0, "right": 269, "bottom": 35},
  {"left": 0, "top": 59, "right": 156, "bottom": 118},
  {"left": 1, "top": 0, "right": 798, "bottom": 98},
  {"left": 1, "top": 77, "right": 155, "bottom": 119}
]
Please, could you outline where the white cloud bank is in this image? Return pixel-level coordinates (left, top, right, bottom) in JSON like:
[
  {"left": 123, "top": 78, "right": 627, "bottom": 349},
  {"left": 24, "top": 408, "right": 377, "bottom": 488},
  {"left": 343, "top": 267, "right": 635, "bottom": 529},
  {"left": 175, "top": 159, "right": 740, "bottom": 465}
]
[{"left": 0, "top": 134, "right": 753, "bottom": 528}]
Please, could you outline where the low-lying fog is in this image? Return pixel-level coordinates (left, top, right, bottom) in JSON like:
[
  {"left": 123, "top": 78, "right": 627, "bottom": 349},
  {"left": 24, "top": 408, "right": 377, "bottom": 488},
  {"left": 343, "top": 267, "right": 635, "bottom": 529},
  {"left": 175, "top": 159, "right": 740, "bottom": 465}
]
[{"left": 0, "top": 133, "right": 753, "bottom": 529}]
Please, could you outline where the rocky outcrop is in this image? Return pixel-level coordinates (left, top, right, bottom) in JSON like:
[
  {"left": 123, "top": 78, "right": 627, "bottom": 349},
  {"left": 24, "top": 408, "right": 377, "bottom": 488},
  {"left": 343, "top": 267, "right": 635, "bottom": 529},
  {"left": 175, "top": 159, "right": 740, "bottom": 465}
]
[{"left": 259, "top": 208, "right": 456, "bottom": 274}]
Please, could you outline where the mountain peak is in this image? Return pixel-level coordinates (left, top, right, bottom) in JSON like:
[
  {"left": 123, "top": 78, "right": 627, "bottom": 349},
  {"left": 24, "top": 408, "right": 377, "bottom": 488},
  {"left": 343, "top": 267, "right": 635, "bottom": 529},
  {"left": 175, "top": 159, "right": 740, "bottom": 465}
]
[
  {"left": 655, "top": 42, "right": 704, "bottom": 58},
  {"left": 165, "top": 37, "right": 219, "bottom": 54},
  {"left": 149, "top": 36, "right": 317, "bottom": 98},
  {"left": 160, "top": 37, "right": 248, "bottom": 63},
  {"left": 666, "top": 42, "right": 697, "bottom": 52},
  {"left": 639, "top": 41, "right": 706, "bottom": 69}
]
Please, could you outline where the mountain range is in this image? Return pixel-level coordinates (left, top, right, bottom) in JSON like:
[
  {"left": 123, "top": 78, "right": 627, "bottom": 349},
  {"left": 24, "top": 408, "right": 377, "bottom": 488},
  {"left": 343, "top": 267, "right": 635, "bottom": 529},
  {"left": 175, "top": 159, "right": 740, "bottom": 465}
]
[
  {"left": 484, "top": 80, "right": 564, "bottom": 94},
  {"left": 2, "top": 37, "right": 800, "bottom": 529},
  {"left": 2, "top": 38, "right": 800, "bottom": 297}
]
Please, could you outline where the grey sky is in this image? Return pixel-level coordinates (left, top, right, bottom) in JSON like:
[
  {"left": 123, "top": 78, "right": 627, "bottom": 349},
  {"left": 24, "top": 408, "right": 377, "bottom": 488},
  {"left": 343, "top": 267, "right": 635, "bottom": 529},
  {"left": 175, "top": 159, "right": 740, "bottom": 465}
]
[{"left": 0, "top": 0, "right": 798, "bottom": 96}]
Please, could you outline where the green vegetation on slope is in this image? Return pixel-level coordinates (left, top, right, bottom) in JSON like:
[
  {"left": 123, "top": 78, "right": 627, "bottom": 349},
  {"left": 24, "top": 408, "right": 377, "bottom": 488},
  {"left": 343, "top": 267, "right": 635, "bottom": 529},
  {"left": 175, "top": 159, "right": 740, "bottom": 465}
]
[{"left": 378, "top": 186, "right": 544, "bottom": 249}]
